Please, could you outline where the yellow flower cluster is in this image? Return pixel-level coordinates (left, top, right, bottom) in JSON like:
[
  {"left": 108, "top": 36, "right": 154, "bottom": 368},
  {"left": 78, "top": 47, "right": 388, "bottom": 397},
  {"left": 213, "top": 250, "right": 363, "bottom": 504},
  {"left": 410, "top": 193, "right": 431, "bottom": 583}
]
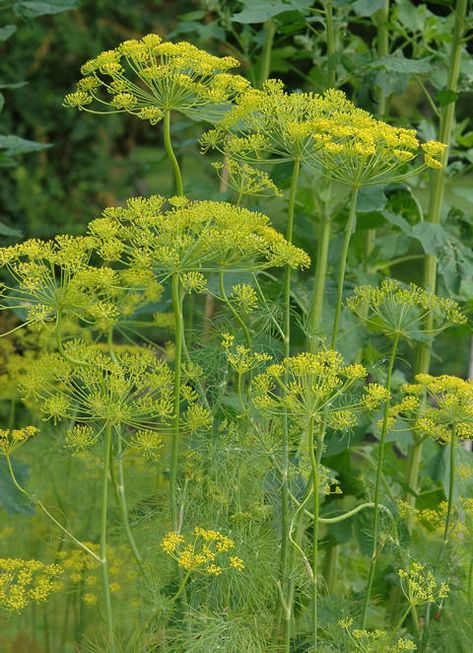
[
  {"left": 338, "top": 618, "right": 416, "bottom": 652},
  {"left": 211, "top": 160, "right": 282, "bottom": 199},
  {"left": 252, "top": 350, "right": 381, "bottom": 427},
  {"left": 161, "top": 527, "right": 244, "bottom": 576},
  {"left": 64, "top": 34, "right": 249, "bottom": 123},
  {"left": 0, "top": 558, "right": 63, "bottom": 611},
  {"left": 0, "top": 425, "right": 38, "bottom": 456},
  {"left": 231, "top": 284, "right": 259, "bottom": 312},
  {"left": 399, "top": 561, "right": 449, "bottom": 606},
  {"left": 202, "top": 79, "right": 446, "bottom": 186},
  {"left": 129, "top": 430, "right": 164, "bottom": 461},
  {"left": 0, "top": 234, "right": 163, "bottom": 333},
  {"left": 88, "top": 195, "right": 310, "bottom": 275},
  {"left": 20, "top": 342, "right": 175, "bottom": 433},
  {"left": 347, "top": 279, "right": 466, "bottom": 342},
  {"left": 58, "top": 543, "right": 136, "bottom": 605},
  {"left": 393, "top": 374, "right": 473, "bottom": 443},
  {"left": 221, "top": 333, "right": 272, "bottom": 374}
]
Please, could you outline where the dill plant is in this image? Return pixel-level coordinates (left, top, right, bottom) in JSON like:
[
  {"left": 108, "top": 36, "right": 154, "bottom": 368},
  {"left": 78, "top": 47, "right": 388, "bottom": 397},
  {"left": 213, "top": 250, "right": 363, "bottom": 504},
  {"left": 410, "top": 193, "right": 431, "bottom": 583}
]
[{"left": 0, "top": 7, "right": 472, "bottom": 653}]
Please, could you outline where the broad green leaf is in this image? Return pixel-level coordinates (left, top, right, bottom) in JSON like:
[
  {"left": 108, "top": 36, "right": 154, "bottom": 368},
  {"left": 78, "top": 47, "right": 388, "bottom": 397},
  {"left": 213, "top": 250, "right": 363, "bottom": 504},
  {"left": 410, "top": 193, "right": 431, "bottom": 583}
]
[
  {"left": 0, "top": 134, "right": 51, "bottom": 156},
  {"left": 352, "top": 0, "right": 385, "bottom": 17},
  {"left": 371, "top": 52, "right": 433, "bottom": 74},
  {"left": 357, "top": 186, "right": 387, "bottom": 213},
  {"left": 383, "top": 210, "right": 414, "bottom": 236},
  {"left": 0, "top": 459, "right": 34, "bottom": 515},
  {"left": 436, "top": 89, "right": 459, "bottom": 107},
  {"left": 232, "top": 0, "right": 312, "bottom": 24},
  {"left": 13, "top": 0, "right": 80, "bottom": 18},
  {"left": 0, "top": 220, "right": 22, "bottom": 237},
  {"left": 396, "top": 0, "right": 430, "bottom": 33},
  {"left": 411, "top": 223, "right": 448, "bottom": 255},
  {"left": 0, "top": 25, "right": 17, "bottom": 41}
]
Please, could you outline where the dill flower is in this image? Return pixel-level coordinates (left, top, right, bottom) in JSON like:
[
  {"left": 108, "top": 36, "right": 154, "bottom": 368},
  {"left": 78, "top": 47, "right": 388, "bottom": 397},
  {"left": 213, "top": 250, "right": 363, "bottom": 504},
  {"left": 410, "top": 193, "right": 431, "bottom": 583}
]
[
  {"left": 161, "top": 527, "right": 244, "bottom": 575},
  {"left": 221, "top": 333, "right": 272, "bottom": 374},
  {"left": 211, "top": 160, "right": 282, "bottom": 199},
  {"left": 338, "top": 619, "right": 416, "bottom": 652},
  {"left": 252, "top": 350, "right": 381, "bottom": 430},
  {"left": 399, "top": 561, "right": 449, "bottom": 606},
  {"left": 0, "top": 558, "right": 64, "bottom": 611},
  {"left": 231, "top": 284, "right": 258, "bottom": 312},
  {"left": 392, "top": 374, "right": 473, "bottom": 443},
  {"left": 0, "top": 425, "right": 38, "bottom": 456},
  {"left": 88, "top": 195, "right": 310, "bottom": 277},
  {"left": 0, "top": 235, "right": 163, "bottom": 334},
  {"left": 202, "top": 81, "right": 445, "bottom": 186},
  {"left": 347, "top": 278, "right": 466, "bottom": 343},
  {"left": 64, "top": 35, "right": 249, "bottom": 124}
]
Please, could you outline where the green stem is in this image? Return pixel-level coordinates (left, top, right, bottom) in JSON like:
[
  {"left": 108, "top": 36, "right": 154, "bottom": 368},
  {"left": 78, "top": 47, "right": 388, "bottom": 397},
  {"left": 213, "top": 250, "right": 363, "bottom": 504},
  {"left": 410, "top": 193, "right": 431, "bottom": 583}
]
[
  {"left": 110, "top": 431, "right": 146, "bottom": 576},
  {"left": 375, "top": 0, "right": 390, "bottom": 117},
  {"left": 407, "top": 0, "right": 467, "bottom": 506},
  {"left": 308, "top": 416, "right": 319, "bottom": 651},
  {"left": 443, "top": 429, "right": 457, "bottom": 544},
  {"left": 100, "top": 423, "right": 115, "bottom": 650},
  {"left": 170, "top": 272, "right": 184, "bottom": 530},
  {"left": 361, "top": 334, "right": 399, "bottom": 628},
  {"left": 5, "top": 455, "right": 100, "bottom": 562},
  {"left": 308, "top": 206, "right": 331, "bottom": 353},
  {"left": 259, "top": 19, "right": 276, "bottom": 87},
  {"left": 468, "top": 557, "right": 473, "bottom": 605},
  {"left": 218, "top": 270, "right": 251, "bottom": 348},
  {"left": 325, "top": 0, "right": 336, "bottom": 88},
  {"left": 331, "top": 187, "right": 358, "bottom": 349},
  {"left": 163, "top": 110, "right": 184, "bottom": 195},
  {"left": 280, "top": 157, "right": 301, "bottom": 652},
  {"left": 393, "top": 605, "right": 412, "bottom": 634}
]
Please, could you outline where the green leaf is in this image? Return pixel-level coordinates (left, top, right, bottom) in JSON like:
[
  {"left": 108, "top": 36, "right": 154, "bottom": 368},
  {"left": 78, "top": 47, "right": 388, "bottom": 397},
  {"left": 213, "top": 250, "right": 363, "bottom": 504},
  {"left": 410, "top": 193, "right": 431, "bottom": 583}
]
[
  {"left": 0, "top": 220, "right": 22, "bottom": 237},
  {"left": 0, "top": 25, "right": 17, "bottom": 41},
  {"left": 383, "top": 210, "right": 413, "bottom": 236},
  {"left": 352, "top": 0, "right": 385, "bottom": 17},
  {"left": 436, "top": 89, "right": 459, "bottom": 107},
  {"left": 13, "top": 0, "right": 80, "bottom": 18},
  {"left": 371, "top": 52, "right": 433, "bottom": 74},
  {"left": 0, "top": 134, "right": 51, "bottom": 156},
  {"left": 396, "top": 0, "right": 430, "bottom": 32},
  {"left": 0, "top": 459, "right": 34, "bottom": 515},
  {"left": 357, "top": 186, "right": 387, "bottom": 213},
  {"left": 411, "top": 223, "right": 448, "bottom": 255},
  {"left": 232, "top": 0, "right": 312, "bottom": 24},
  {"left": 0, "top": 92, "right": 4, "bottom": 115}
]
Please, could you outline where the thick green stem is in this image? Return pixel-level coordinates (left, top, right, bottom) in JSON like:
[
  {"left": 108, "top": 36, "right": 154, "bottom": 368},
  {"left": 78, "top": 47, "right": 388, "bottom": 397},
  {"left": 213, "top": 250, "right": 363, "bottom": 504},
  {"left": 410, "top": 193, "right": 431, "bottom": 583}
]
[
  {"left": 280, "top": 158, "right": 301, "bottom": 651},
  {"left": 325, "top": 0, "right": 336, "bottom": 87},
  {"left": 331, "top": 187, "right": 358, "bottom": 349},
  {"left": 308, "top": 208, "right": 331, "bottom": 353},
  {"left": 308, "top": 416, "right": 319, "bottom": 651},
  {"left": 259, "top": 19, "right": 276, "bottom": 87},
  {"left": 163, "top": 110, "right": 184, "bottom": 195},
  {"left": 100, "top": 423, "right": 115, "bottom": 650},
  {"left": 375, "top": 0, "right": 390, "bottom": 117},
  {"left": 170, "top": 272, "right": 184, "bottom": 530},
  {"left": 361, "top": 334, "right": 399, "bottom": 628},
  {"left": 406, "top": 0, "right": 467, "bottom": 506}
]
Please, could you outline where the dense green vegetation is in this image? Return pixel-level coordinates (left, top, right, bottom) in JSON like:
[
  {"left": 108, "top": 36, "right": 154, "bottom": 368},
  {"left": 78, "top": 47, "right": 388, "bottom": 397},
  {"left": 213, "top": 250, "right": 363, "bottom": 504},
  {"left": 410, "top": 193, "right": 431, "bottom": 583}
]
[{"left": 0, "top": 1, "right": 472, "bottom": 651}]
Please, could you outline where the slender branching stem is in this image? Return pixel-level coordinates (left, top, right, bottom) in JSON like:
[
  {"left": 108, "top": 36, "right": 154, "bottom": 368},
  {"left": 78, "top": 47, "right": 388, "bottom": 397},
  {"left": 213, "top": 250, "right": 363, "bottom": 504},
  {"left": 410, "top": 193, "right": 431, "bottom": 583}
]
[
  {"left": 5, "top": 455, "right": 100, "bottom": 562},
  {"left": 443, "top": 428, "right": 457, "bottom": 545},
  {"left": 218, "top": 270, "right": 251, "bottom": 347},
  {"left": 331, "top": 187, "right": 358, "bottom": 349},
  {"left": 406, "top": 0, "right": 467, "bottom": 508},
  {"left": 100, "top": 423, "right": 115, "bottom": 651},
  {"left": 170, "top": 272, "right": 184, "bottom": 530},
  {"left": 163, "top": 110, "right": 184, "bottom": 195},
  {"left": 325, "top": 0, "right": 336, "bottom": 88},
  {"left": 361, "top": 334, "right": 399, "bottom": 628}
]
